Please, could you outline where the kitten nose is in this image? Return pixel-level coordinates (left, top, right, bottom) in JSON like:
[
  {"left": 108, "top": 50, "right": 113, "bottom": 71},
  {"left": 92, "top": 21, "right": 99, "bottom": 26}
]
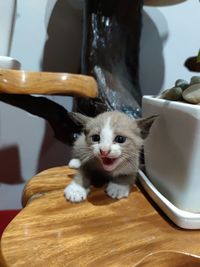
[{"left": 100, "top": 149, "right": 110, "bottom": 157}]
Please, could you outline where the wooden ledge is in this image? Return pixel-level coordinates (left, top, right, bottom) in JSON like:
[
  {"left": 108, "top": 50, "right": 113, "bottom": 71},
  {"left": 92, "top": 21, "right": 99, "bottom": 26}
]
[
  {"left": 0, "top": 69, "right": 98, "bottom": 98},
  {"left": 1, "top": 166, "right": 200, "bottom": 266},
  {"left": 22, "top": 166, "right": 77, "bottom": 207}
]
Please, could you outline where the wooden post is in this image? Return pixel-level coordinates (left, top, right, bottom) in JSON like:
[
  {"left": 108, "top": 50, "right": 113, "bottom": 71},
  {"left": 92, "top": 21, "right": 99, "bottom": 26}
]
[{"left": 74, "top": 0, "right": 143, "bottom": 118}]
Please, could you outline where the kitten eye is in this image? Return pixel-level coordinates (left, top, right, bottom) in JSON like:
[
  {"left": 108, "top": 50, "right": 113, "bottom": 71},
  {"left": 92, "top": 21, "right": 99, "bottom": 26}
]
[
  {"left": 91, "top": 134, "right": 100, "bottom": 142},
  {"left": 114, "top": 135, "right": 126, "bottom": 143}
]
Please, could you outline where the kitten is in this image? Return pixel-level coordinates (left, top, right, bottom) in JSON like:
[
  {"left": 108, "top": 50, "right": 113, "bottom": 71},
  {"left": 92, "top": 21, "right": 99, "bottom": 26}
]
[{"left": 64, "top": 111, "right": 157, "bottom": 203}]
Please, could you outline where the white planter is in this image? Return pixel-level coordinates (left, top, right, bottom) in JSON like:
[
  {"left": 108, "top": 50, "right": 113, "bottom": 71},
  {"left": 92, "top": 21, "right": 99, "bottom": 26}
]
[{"left": 141, "top": 96, "right": 200, "bottom": 228}]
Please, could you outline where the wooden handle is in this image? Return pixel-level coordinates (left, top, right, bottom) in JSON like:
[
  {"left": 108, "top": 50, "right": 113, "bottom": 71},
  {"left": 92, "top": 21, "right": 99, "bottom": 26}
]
[
  {"left": 0, "top": 69, "right": 98, "bottom": 98},
  {"left": 22, "top": 166, "right": 76, "bottom": 207}
]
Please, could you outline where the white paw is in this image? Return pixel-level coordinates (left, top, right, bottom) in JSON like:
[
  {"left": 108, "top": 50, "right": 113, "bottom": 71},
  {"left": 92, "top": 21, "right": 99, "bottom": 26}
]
[
  {"left": 106, "top": 182, "right": 130, "bottom": 199},
  {"left": 68, "top": 158, "right": 81, "bottom": 169},
  {"left": 64, "top": 182, "right": 90, "bottom": 203}
]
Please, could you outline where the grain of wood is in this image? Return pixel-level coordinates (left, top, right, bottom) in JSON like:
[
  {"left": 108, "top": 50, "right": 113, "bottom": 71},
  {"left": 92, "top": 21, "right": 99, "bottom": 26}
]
[
  {"left": 0, "top": 69, "right": 98, "bottom": 98},
  {"left": 1, "top": 166, "right": 200, "bottom": 267}
]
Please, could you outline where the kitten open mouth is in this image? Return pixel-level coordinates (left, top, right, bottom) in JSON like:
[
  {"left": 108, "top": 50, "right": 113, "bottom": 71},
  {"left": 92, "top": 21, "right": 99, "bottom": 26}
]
[{"left": 101, "top": 157, "right": 120, "bottom": 171}]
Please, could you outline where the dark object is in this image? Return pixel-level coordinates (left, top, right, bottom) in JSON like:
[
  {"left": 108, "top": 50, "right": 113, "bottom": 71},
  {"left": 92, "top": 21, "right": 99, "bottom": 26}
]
[
  {"left": 0, "top": 0, "right": 143, "bottom": 145},
  {"left": 0, "top": 94, "right": 81, "bottom": 145},
  {"left": 74, "top": 0, "right": 143, "bottom": 118},
  {"left": 185, "top": 56, "right": 200, "bottom": 72}
]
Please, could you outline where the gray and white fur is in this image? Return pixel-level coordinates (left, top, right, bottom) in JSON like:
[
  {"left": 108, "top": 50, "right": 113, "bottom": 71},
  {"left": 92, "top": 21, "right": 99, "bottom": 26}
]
[{"left": 64, "top": 111, "right": 157, "bottom": 203}]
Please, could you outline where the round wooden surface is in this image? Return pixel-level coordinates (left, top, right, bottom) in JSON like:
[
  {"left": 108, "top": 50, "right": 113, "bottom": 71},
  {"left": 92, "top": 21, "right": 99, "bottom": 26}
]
[{"left": 1, "top": 166, "right": 200, "bottom": 267}]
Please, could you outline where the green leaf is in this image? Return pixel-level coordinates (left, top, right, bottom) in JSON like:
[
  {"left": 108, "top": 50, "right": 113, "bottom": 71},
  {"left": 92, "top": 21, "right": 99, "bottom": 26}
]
[{"left": 197, "top": 49, "right": 200, "bottom": 63}]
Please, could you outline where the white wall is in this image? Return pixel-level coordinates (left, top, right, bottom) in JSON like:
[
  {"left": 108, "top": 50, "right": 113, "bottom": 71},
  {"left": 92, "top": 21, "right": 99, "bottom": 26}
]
[
  {"left": 140, "top": 0, "right": 200, "bottom": 95},
  {"left": 0, "top": 0, "right": 200, "bottom": 209},
  {"left": 0, "top": 0, "right": 82, "bottom": 209}
]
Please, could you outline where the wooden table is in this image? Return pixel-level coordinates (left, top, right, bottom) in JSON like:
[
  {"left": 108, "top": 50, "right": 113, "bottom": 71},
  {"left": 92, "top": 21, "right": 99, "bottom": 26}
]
[{"left": 1, "top": 166, "right": 200, "bottom": 267}]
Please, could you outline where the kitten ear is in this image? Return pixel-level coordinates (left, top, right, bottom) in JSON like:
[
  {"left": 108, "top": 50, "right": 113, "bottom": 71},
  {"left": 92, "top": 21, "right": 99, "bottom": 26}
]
[
  {"left": 136, "top": 115, "right": 159, "bottom": 139},
  {"left": 69, "top": 112, "right": 92, "bottom": 126}
]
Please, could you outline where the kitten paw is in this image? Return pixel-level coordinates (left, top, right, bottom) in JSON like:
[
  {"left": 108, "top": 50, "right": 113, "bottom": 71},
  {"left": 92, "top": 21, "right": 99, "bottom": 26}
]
[
  {"left": 106, "top": 182, "right": 130, "bottom": 199},
  {"left": 64, "top": 182, "right": 90, "bottom": 203},
  {"left": 68, "top": 158, "right": 81, "bottom": 169}
]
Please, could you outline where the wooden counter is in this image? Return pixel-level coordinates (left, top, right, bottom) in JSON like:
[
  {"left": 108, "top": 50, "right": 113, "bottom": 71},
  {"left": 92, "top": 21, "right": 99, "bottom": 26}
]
[{"left": 1, "top": 166, "right": 200, "bottom": 266}]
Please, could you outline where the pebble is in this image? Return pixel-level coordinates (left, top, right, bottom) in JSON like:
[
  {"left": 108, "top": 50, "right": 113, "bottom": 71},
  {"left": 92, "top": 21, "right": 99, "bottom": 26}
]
[
  {"left": 190, "top": 76, "right": 200, "bottom": 85},
  {"left": 182, "top": 83, "right": 200, "bottom": 104},
  {"left": 175, "top": 79, "right": 189, "bottom": 90},
  {"left": 159, "top": 86, "right": 183, "bottom": 101}
]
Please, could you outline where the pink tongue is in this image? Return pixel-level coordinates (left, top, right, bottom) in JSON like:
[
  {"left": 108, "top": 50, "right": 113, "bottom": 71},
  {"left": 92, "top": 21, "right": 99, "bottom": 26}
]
[{"left": 102, "top": 158, "right": 115, "bottom": 165}]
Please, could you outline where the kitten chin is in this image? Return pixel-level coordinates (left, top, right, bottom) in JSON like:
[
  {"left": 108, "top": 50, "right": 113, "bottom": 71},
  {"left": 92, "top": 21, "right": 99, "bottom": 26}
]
[{"left": 65, "top": 111, "right": 157, "bottom": 203}]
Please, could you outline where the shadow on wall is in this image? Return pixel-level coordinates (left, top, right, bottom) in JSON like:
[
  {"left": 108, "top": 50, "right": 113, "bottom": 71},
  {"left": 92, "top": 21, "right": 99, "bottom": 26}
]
[
  {"left": 37, "top": 123, "right": 71, "bottom": 173},
  {"left": 42, "top": 0, "right": 83, "bottom": 72},
  {"left": 0, "top": 146, "right": 23, "bottom": 184},
  {"left": 36, "top": 0, "right": 83, "bottom": 173},
  {"left": 140, "top": 9, "right": 168, "bottom": 96}
]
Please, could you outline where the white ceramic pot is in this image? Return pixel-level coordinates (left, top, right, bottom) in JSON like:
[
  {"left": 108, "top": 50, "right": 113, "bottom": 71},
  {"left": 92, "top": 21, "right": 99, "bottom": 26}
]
[{"left": 142, "top": 95, "right": 200, "bottom": 213}]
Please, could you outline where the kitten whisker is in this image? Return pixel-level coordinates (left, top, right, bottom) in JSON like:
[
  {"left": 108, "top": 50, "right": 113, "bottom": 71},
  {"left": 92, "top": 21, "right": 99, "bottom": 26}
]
[{"left": 64, "top": 111, "right": 156, "bottom": 203}]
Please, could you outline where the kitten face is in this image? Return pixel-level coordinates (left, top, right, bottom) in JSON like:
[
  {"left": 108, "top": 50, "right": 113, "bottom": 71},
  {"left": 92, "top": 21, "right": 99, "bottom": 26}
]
[
  {"left": 66, "top": 111, "right": 157, "bottom": 202},
  {"left": 84, "top": 112, "right": 143, "bottom": 173},
  {"left": 87, "top": 117, "right": 123, "bottom": 171}
]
